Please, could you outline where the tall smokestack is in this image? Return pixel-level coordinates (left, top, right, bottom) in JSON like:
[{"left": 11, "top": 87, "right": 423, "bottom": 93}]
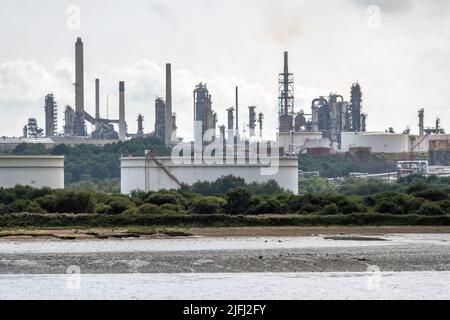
[
  {"left": 418, "top": 108, "right": 425, "bottom": 136},
  {"left": 119, "top": 81, "right": 126, "bottom": 141},
  {"left": 283, "top": 51, "right": 289, "bottom": 114},
  {"left": 75, "top": 38, "right": 84, "bottom": 115},
  {"left": 95, "top": 79, "right": 100, "bottom": 120},
  {"left": 284, "top": 51, "right": 289, "bottom": 74},
  {"left": 74, "top": 37, "right": 86, "bottom": 136},
  {"left": 165, "top": 63, "right": 173, "bottom": 146},
  {"left": 235, "top": 86, "right": 239, "bottom": 131}
]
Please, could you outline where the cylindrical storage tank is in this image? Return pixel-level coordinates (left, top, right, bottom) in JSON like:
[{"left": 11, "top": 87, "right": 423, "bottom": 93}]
[
  {"left": 0, "top": 156, "right": 64, "bottom": 189},
  {"left": 121, "top": 156, "right": 299, "bottom": 194},
  {"left": 341, "top": 132, "right": 409, "bottom": 153}
]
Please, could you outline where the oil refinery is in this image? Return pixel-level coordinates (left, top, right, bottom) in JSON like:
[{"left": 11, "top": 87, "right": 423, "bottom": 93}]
[{"left": 1, "top": 37, "right": 449, "bottom": 192}]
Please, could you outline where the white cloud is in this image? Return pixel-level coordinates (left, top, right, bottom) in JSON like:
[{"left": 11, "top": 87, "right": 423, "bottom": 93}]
[{"left": 0, "top": 59, "right": 73, "bottom": 135}]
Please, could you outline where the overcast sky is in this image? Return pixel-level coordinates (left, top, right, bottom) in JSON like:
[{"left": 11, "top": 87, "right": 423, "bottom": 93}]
[{"left": 0, "top": 0, "right": 449, "bottom": 140}]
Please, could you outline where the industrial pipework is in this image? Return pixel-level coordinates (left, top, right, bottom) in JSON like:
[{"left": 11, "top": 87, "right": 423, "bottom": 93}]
[{"left": 44, "top": 94, "right": 57, "bottom": 137}]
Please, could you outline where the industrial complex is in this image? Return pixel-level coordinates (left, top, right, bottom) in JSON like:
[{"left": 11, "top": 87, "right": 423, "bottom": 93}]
[{"left": 1, "top": 37, "right": 449, "bottom": 192}]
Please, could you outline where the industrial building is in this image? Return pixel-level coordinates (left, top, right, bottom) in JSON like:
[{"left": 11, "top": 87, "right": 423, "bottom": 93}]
[
  {"left": 194, "top": 83, "right": 217, "bottom": 144},
  {"left": 120, "top": 155, "right": 299, "bottom": 194},
  {"left": 0, "top": 156, "right": 64, "bottom": 189}
]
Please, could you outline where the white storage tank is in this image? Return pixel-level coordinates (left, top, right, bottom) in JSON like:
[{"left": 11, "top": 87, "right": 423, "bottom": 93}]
[
  {"left": 0, "top": 156, "right": 64, "bottom": 189},
  {"left": 121, "top": 156, "right": 299, "bottom": 194},
  {"left": 277, "top": 132, "right": 329, "bottom": 154},
  {"left": 341, "top": 132, "right": 409, "bottom": 153}
]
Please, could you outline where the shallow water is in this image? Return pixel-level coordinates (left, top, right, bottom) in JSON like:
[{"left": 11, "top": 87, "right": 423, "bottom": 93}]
[
  {"left": 1, "top": 234, "right": 449, "bottom": 299},
  {"left": 0, "top": 272, "right": 449, "bottom": 300}
]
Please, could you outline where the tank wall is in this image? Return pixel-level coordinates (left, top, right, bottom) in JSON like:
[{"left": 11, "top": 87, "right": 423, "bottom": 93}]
[
  {"left": 277, "top": 132, "right": 328, "bottom": 154},
  {"left": 0, "top": 157, "right": 64, "bottom": 189},
  {"left": 341, "top": 132, "right": 409, "bottom": 153},
  {"left": 121, "top": 158, "right": 299, "bottom": 194}
]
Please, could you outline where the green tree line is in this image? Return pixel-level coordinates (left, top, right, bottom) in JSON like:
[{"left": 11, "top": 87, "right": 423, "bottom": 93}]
[{"left": 1, "top": 175, "right": 449, "bottom": 216}]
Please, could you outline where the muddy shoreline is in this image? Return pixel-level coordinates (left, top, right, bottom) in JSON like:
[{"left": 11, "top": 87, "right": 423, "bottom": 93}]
[{"left": 0, "top": 226, "right": 449, "bottom": 241}]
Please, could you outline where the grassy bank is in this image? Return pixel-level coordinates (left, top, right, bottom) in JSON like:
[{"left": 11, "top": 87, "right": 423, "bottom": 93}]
[{"left": 1, "top": 213, "right": 449, "bottom": 229}]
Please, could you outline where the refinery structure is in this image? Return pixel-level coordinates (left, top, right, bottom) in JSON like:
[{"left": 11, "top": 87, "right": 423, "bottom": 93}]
[
  {"left": 1, "top": 37, "right": 450, "bottom": 191},
  {"left": 5, "top": 37, "right": 447, "bottom": 158}
]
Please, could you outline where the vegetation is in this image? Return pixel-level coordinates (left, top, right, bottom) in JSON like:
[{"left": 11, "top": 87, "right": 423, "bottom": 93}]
[
  {"left": 0, "top": 176, "right": 449, "bottom": 225},
  {"left": 6, "top": 137, "right": 170, "bottom": 185},
  {"left": 1, "top": 136, "right": 449, "bottom": 228},
  {"left": 1, "top": 212, "right": 449, "bottom": 229},
  {"left": 299, "top": 153, "right": 397, "bottom": 178}
]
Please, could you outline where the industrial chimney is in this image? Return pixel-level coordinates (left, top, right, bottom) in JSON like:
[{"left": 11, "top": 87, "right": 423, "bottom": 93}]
[
  {"left": 137, "top": 114, "right": 144, "bottom": 136},
  {"left": 74, "top": 37, "right": 86, "bottom": 136},
  {"left": 165, "top": 63, "right": 173, "bottom": 146},
  {"left": 95, "top": 79, "right": 100, "bottom": 120},
  {"left": 248, "top": 106, "right": 257, "bottom": 137},
  {"left": 119, "top": 81, "right": 126, "bottom": 141},
  {"left": 258, "top": 113, "right": 264, "bottom": 137},
  {"left": 95, "top": 79, "right": 100, "bottom": 131},
  {"left": 235, "top": 86, "right": 239, "bottom": 132},
  {"left": 418, "top": 108, "right": 425, "bottom": 136}
]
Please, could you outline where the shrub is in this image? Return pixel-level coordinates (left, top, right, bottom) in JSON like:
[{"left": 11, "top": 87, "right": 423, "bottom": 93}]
[
  {"left": 224, "top": 188, "right": 252, "bottom": 215},
  {"left": 190, "top": 197, "right": 225, "bottom": 215},
  {"left": 138, "top": 203, "right": 163, "bottom": 215},
  {"left": 123, "top": 208, "right": 139, "bottom": 215},
  {"left": 147, "top": 193, "right": 179, "bottom": 206},
  {"left": 5, "top": 200, "right": 33, "bottom": 213},
  {"left": 52, "top": 191, "right": 95, "bottom": 214},
  {"left": 299, "top": 203, "right": 322, "bottom": 214},
  {"left": 414, "top": 189, "right": 448, "bottom": 202},
  {"left": 418, "top": 202, "right": 445, "bottom": 216},
  {"left": 0, "top": 200, "right": 46, "bottom": 214},
  {"left": 248, "top": 197, "right": 289, "bottom": 214},
  {"left": 322, "top": 204, "right": 339, "bottom": 215},
  {"left": 95, "top": 203, "right": 111, "bottom": 214},
  {"left": 35, "top": 195, "right": 57, "bottom": 212},
  {"left": 375, "top": 201, "right": 404, "bottom": 215},
  {"left": 160, "top": 204, "right": 182, "bottom": 213},
  {"left": 437, "top": 200, "right": 450, "bottom": 213},
  {"left": 26, "top": 201, "right": 47, "bottom": 214},
  {"left": 107, "top": 199, "right": 135, "bottom": 215}
]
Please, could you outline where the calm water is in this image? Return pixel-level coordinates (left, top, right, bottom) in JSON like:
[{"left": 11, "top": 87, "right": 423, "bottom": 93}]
[
  {"left": 0, "top": 272, "right": 449, "bottom": 300},
  {"left": 0, "top": 234, "right": 449, "bottom": 300}
]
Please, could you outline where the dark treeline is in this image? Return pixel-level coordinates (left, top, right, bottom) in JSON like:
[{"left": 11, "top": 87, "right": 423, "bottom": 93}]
[
  {"left": 0, "top": 175, "right": 449, "bottom": 216},
  {"left": 299, "top": 153, "right": 399, "bottom": 178},
  {"left": 8, "top": 137, "right": 170, "bottom": 185}
]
